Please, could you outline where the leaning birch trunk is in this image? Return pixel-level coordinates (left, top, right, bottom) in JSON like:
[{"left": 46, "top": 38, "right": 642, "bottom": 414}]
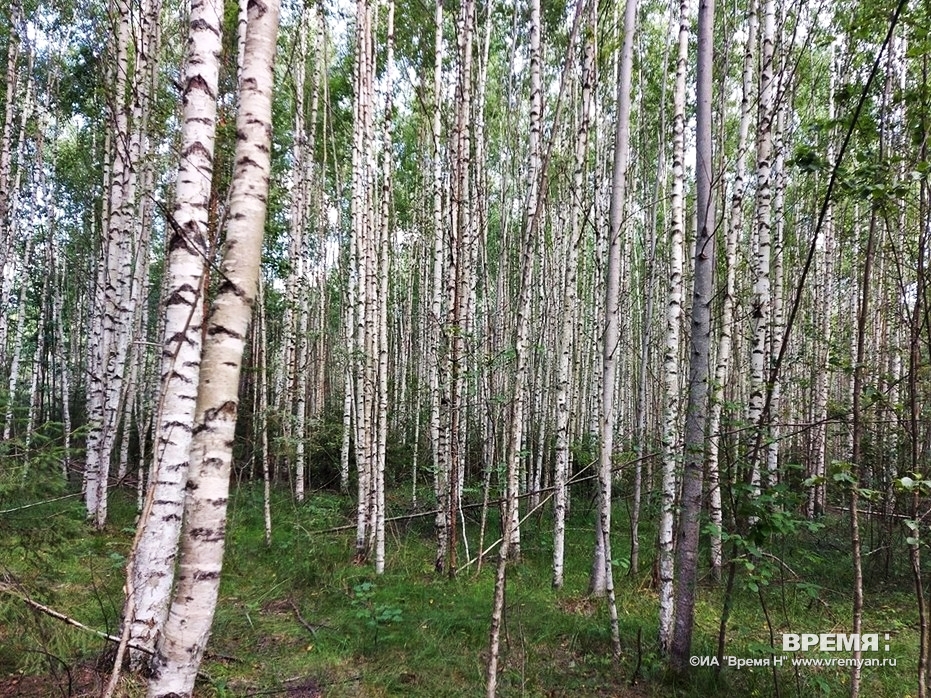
[
  {"left": 657, "top": 0, "right": 688, "bottom": 653},
  {"left": 668, "top": 0, "right": 714, "bottom": 668},
  {"left": 471, "top": 3, "right": 493, "bottom": 560},
  {"left": 506, "top": 0, "right": 543, "bottom": 562},
  {"left": 503, "top": 0, "right": 545, "bottom": 560},
  {"left": 146, "top": 0, "right": 279, "bottom": 693},
  {"left": 125, "top": 0, "right": 223, "bottom": 668}
]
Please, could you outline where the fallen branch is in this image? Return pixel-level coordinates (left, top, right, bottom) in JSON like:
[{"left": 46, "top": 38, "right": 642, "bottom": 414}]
[
  {"left": 0, "top": 491, "right": 83, "bottom": 515},
  {"left": 287, "top": 598, "right": 333, "bottom": 638},
  {"left": 205, "top": 650, "right": 243, "bottom": 663},
  {"left": 0, "top": 582, "right": 152, "bottom": 655}
]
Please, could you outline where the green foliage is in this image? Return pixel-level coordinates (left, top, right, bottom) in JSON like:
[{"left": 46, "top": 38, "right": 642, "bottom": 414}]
[
  {"left": 350, "top": 581, "right": 403, "bottom": 654},
  {"left": 0, "top": 420, "right": 76, "bottom": 504},
  {"left": 0, "top": 489, "right": 135, "bottom": 679},
  {"left": 0, "top": 483, "right": 924, "bottom": 696},
  {"left": 896, "top": 473, "right": 931, "bottom": 495},
  {"left": 305, "top": 417, "right": 348, "bottom": 490}
]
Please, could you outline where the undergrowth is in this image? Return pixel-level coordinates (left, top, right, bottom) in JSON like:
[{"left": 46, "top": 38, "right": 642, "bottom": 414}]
[{"left": 0, "top": 480, "right": 922, "bottom": 697}]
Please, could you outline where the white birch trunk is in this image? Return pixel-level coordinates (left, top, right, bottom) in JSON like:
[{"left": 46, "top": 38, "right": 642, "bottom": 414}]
[
  {"left": 766, "top": 101, "right": 786, "bottom": 481},
  {"left": 23, "top": 237, "right": 52, "bottom": 469},
  {"left": 658, "top": 0, "right": 689, "bottom": 651},
  {"left": 747, "top": 0, "right": 775, "bottom": 494},
  {"left": 553, "top": 13, "right": 594, "bottom": 589},
  {"left": 505, "top": 0, "right": 543, "bottom": 560},
  {"left": 291, "top": 15, "right": 308, "bottom": 502},
  {"left": 53, "top": 253, "right": 72, "bottom": 478},
  {"left": 374, "top": 0, "right": 395, "bottom": 575},
  {"left": 808, "top": 52, "right": 836, "bottom": 519},
  {"left": 429, "top": 0, "right": 449, "bottom": 571},
  {"left": 3, "top": 238, "right": 34, "bottom": 442},
  {"left": 707, "top": 0, "right": 756, "bottom": 578},
  {"left": 585, "top": 0, "right": 635, "bottom": 667},
  {"left": 0, "top": 0, "right": 22, "bottom": 324},
  {"left": 258, "top": 279, "right": 273, "bottom": 546},
  {"left": 85, "top": 0, "right": 157, "bottom": 528},
  {"left": 127, "top": 0, "right": 223, "bottom": 667},
  {"left": 147, "top": 0, "right": 279, "bottom": 692},
  {"left": 1, "top": 52, "right": 34, "bottom": 429},
  {"left": 669, "top": 0, "right": 715, "bottom": 664}
]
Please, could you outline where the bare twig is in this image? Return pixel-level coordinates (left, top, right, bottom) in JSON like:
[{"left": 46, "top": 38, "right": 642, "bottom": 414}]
[
  {"left": 0, "top": 491, "right": 83, "bottom": 515},
  {"left": 0, "top": 582, "right": 152, "bottom": 655},
  {"left": 759, "top": 551, "right": 800, "bottom": 580},
  {"left": 287, "top": 598, "right": 333, "bottom": 637}
]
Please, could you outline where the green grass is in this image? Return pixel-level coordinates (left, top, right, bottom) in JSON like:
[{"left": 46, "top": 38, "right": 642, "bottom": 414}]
[{"left": 0, "top": 481, "right": 924, "bottom": 697}]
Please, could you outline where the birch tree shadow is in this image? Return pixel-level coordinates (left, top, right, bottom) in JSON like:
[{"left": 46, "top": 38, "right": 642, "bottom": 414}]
[
  {"left": 285, "top": 678, "right": 322, "bottom": 697},
  {"left": 0, "top": 662, "right": 102, "bottom": 697}
]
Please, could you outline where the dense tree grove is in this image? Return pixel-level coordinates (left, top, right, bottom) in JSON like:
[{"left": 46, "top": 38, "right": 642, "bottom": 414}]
[{"left": 3, "top": 0, "right": 931, "bottom": 693}]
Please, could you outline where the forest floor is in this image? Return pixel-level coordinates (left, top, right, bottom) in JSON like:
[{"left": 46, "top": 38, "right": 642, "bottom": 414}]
[{"left": 0, "top": 481, "right": 922, "bottom": 697}]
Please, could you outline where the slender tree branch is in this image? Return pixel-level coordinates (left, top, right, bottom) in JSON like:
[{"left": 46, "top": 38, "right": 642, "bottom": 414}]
[{"left": 752, "top": 0, "right": 910, "bottom": 464}]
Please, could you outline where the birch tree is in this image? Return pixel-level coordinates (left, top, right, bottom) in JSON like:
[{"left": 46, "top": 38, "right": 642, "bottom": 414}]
[
  {"left": 589, "top": 0, "right": 635, "bottom": 610},
  {"left": 374, "top": 0, "right": 395, "bottom": 575},
  {"left": 486, "top": 0, "right": 545, "bottom": 688},
  {"left": 123, "top": 0, "right": 223, "bottom": 668},
  {"left": 0, "top": 1, "right": 23, "bottom": 376},
  {"left": 288, "top": 8, "right": 310, "bottom": 502},
  {"left": 807, "top": 50, "right": 835, "bottom": 520},
  {"left": 147, "top": 0, "right": 280, "bottom": 691},
  {"left": 0, "top": 2, "right": 21, "bottom": 288},
  {"left": 428, "top": 0, "right": 449, "bottom": 572},
  {"left": 553, "top": 3, "right": 594, "bottom": 589},
  {"left": 84, "top": 0, "right": 160, "bottom": 528},
  {"left": 347, "top": 0, "right": 391, "bottom": 569},
  {"left": 657, "top": 0, "right": 688, "bottom": 652},
  {"left": 670, "top": 0, "right": 715, "bottom": 669},
  {"left": 440, "top": 0, "right": 472, "bottom": 575},
  {"left": 746, "top": 0, "right": 775, "bottom": 495},
  {"left": 503, "top": 0, "right": 533, "bottom": 563},
  {"left": 707, "top": 0, "right": 756, "bottom": 578}
]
